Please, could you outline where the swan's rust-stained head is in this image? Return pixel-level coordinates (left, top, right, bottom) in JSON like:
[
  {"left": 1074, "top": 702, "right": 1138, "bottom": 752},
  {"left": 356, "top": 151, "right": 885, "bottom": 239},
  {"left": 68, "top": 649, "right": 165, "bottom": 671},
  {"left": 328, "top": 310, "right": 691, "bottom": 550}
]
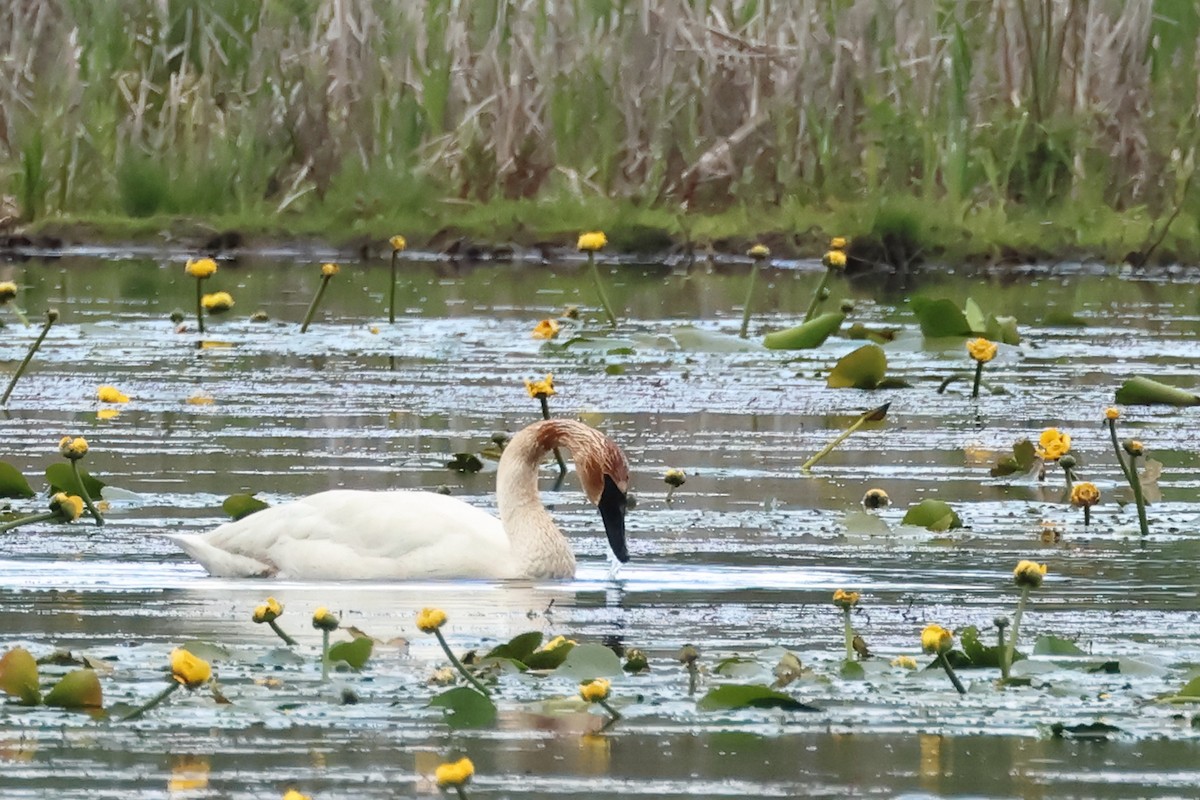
[{"left": 535, "top": 420, "right": 630, "bottom": 562}]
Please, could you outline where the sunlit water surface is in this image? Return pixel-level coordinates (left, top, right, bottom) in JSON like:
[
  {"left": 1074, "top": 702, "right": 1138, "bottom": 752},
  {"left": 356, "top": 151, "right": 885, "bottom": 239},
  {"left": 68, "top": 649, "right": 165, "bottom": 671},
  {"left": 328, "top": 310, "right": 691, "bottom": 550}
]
[{"left": 2, "top": 255, "right": 1200, "bottom": 798}]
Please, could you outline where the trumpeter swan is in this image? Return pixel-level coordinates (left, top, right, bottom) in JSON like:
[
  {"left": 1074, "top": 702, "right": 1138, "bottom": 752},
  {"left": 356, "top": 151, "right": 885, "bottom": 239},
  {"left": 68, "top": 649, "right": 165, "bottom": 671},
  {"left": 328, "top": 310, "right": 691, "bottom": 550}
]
[{"left": 168, "top": 419, "right": 630, "bottom": 579}]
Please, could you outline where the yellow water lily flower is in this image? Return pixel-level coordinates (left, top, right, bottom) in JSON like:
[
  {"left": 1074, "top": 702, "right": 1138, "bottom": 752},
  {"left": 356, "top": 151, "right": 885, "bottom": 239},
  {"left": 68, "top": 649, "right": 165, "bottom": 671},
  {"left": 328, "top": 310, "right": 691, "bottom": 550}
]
[
  {"left": 532, "top": 318, "right": 561, "bottom": 339},
  {"left": 1036, "top": 428, "right": 1071, "bottom": 461},
  {"left": 97, "top": 385, "right": 130, "bottom": 403},
  {"left": 416, "top": 607, "right": 447, "bottom": 633},
  {"left": 830, "top": 236, "right": 849, "bottom": 250},
  {"left": 862, "top": 487, "right": 890, "bottom": 509},
  {"left": 832, "top": 589, "right": 861, "bottom": 610},
  {"left": 1123, "top": 439, "right": 1145, "bottom": 457},
  {"left": 0, "top": 280, "right": 18, "bottom": 302},
  {"left": 321, "top": 263, "right": 339, "bottom": 277},
  {"left": 920, "top": 624, "right": 953, "bottom": 655},
  {"left": 577, "top": 231, "right": 607, "bottom": 252},
  {"left": 201, "top": 291, "right": 235, "bottom": 313},
  {"left": 539, "top": 635, "right": 577, "bottom": 652},
  {"left": 748, "top": 243, "right": 770, "bottom": 259},
  {"left": 311, "top": 607, "right": 340, "bottom": 631},
  {"left": 282, "top": 790, "right": 311, "bottom": 800},
  {"left": 185, "top": 258, "right": 218, "bottom": 279},
  {"left": 524, "top": 373, "right": 555, "bottom": 398},
  {"left": 389, "top": 235, "right": 407, "bottom": 251},
  {"left": 579, "top": 677, "right": 612, "bottom": 703},
  {"left": 663, "top": 468, "right": 686, "bottom": 488},
  {"left": 891, "top": 655, "right": 918, "bottom": 670},
  {"left": 434, "top": 757, "right": 475, "bottom": 788},
  {"left": 58, "top": 436, "right": 89, "bottom": 460},
  {"left": 1105, "top": 406, "right": 1121, "bottom": 420},
  {"left": 1013, "top": 560, "right": 1047, "bottom": 589},
  {"left": 966, "top": 337, "right": 997, "bottom": 363},
  {"left": 187, "top": 392, "right": 215, "bottom": 405},
  {"left": 1070, "top": 481, "right": 1100, "bottom": 508},
  {"left": 170, "top": 648, "right": 212, "bottom": 689},
  {"left": 252, "top": 597, "right": 284, "bottom": 624},
  {"left": 50, "top": 492, "right": 84, "bottom": 523},
  {"left": 824, "top": 250, "right": 847, "bottom": 269}
]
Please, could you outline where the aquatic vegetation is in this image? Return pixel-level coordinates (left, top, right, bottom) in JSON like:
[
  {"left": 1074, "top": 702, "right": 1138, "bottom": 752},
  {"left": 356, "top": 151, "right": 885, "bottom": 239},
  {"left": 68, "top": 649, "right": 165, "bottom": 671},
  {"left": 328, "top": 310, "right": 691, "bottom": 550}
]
[
  {"left": 1114, "top": 376, "right": 1200, "bottom": 406},
  {"left": 419, "top": 608, "right": 491, "bottom": 700},
  {"left": 1105, "top": 407, "right": 1151, "bottom": 536},
  {"left": 578, "top": 231, "right": 617, "bottom": 327},
  {"left": 300, "top": 264, "right": 340, "bottom": 333},
  {"left": 921, "top": 624, "right": 965, "bottom": 695},
  {"left": 1069, "top": 481, "right": 1100, "bottom": 526},
  {"left": 832, "top": 590, "right": 861, "bottom": 662},
  {"left": 435, "top": 757, "right": 475, "bottom": 798},
  {"left": 531, "top": 318, "right": 560, "bottom": 339},
  {"left": 58, "top": 436, "right": 103, "bottom": 526},
  {"left": 762, "top": 311, "right": 844, "bottom": 350},
  {"left": 663, "top": 468, "right": 686, "bottom": 503},
  {"left": 802, "top": 237, "right": 848, "bottom": 323},
  {"left": 0, "top": 279, "right": 29, "bottom": 326},
  {"left": 1, "top": 308, "right": 57, "bottom": 405},
  {"left": 312, "top": 607, "right": 340, "bottom": 682},
  {"left": 801, "top": 403, "right": 890, "bottom": 471},
  {"left": 119, "top": 648, "right": 212, "bottom": 721},
  {"left": 184, "top": 259, "right": 218, "bottom": 333},
  {"left": 388, "top": 235, "right": 406, "bottom": 324},
  {"left": 524, "top": 373, "right": 566, "bottom": 474},
  {"left": 965, "top": 337, "right": 997, "bottom": 399},
  {"left": 739, "top": 243, "right": 770, "bottom": 338},
  {"left": 0, "top": 646, "right": 101, "bottom": 709},
  {"left": 900, "top": 499, "right": 963, "bottom": 531},
  {"left": 252, "top": 597, "right": 297, "bottom": 647},
  {"left": 97, "top": 385, "right": 130, "bottom": 404},
  {"left": 1002, "top": 562, "right": 1048, "bottom": 682},
  {"left": 826, "top": 344, "right": 909, "bottom": 390},
  {"left": 579, "top": 677, "right": 621, "bottom": 727}
]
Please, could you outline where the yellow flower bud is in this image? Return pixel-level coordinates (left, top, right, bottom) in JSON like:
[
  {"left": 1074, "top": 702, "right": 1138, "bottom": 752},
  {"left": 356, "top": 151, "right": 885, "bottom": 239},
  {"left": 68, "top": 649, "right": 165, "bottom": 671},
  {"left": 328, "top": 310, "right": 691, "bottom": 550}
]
[
  {"left": 577, "top": 231, "right": 607, "bottom": 252},
  {"left": 663, "top": 468, "right": 686, "bottom": 488},
  {"left": 579, "top": 677, "right": 612, "bottom": 703},
  {"left": 59, "top": 436, "right": 89, "bottom": 460},
  {"left": 321, "top": 263, "right": 339, "bottom": 277},
  {"left": 185, "top": 258, "right": 218, "bottom": 279},
  {"left": 1123, "top": 439, "right": 1145, "bottom": 457},
  {"left": 748, "top": 243, "right": 770, "bottom": 259},
  {"left": 312, "top": 606, "right": 340, "bottom": 632},
  {"left": 97, "top": 385, "right": 130, "bottom": 404},
  {"left": 0, "top": 280, "right": 17, "bottom": 302},
  {"left": 50, "top": 492, "right": 84, "bottom": 523},
  {"left": 920, "top": 624, "right": 953, "bottom": 655},
  {"left": 170, "top": 648, "right": 212, "bottom": 689},
  {"left": 824, "top": 250, "right": 848, "bottom": 269},
  {"left": 862, "top": 487, "right": 890, "bottom": 509},
  {"left": 830, "top": 236, "right": 849, "bottom": 250},
  {"left": 891, "top": 655, "right": 918, "bottom": 670},
  {"left": 416, "top": 607, "right": 447, "bottom": 634},
  {"left": 253, "top": 596, "right": 284, "bottom": 623},
  {"left": 531, "top": 318, "right": 561, "bottom": 339},
  {"left": 524, "top": 374, "right": 556, "bottom": 399},
  {"left": 832, "top": 589, "right": 861, "bottom": 610},
  {"left": 434, "top": 757, "right": 475, "bottom": 788},
  {"left": 1013, "top": 560, "right": 1047, "bottom": 589},
  {"left": 282, "top": 790, "right": 312, "bottom": 800},
  {"left": 389, "top": 235, "right": 407, "bottom": 252},
  {"left": 1104, "top": 406, "right": 1121, "bottom": 420},
  {"left": 966, "top": 337, "right": 997, "bottom": 363},
  {"left": 201, "top": 291, "right": 235, "bottom": 313}
]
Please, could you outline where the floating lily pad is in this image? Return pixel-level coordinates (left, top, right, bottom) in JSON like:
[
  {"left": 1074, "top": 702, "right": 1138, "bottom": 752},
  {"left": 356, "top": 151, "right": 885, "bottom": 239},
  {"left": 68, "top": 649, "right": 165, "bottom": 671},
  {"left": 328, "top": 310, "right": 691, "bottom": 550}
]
[
  {"left": 839, "top": 660, "right": 865, "bottom": 680},
  {"left": 328, "top": 637, "right": 374, "bottom": 670},
  {"left": 714, "top": 656, "right": 764, "bottom": 679},
  {"left": 0, "top": 462, "right": 35, "bottom": 499},
  {"left": 960, "top": 625, "right": 1010, "bottom": 668},
  {"left": 484, "top": 632, "right": 543, "bottom": 663},
  {"left": 900, "top": 499, "right": 963, "bottom": 531},
  {"left": 1033, "top": 635, "right": 1086, "bottom": 657},
  {"left": 762, "top": 312, "right": 844, "bottom": 350},
  {"left": 910, "top": 297, "right": 973, "bottom": 338},
  {"left": 0, "top": 647, "right": 41, "bottom": 705},
  {"left": 827, "top": 344, "right": 887, "bottom": 389},
  {"left": 428, "top": 686, "right": 497, "bottom": 729},
  {"left": 45, "top": 463, "right": 106, "bottom": 499},
  {"left": 671, "top": 326, "right": 764, "bottom": 352},
  {"left": 990, "top": 438, "right": 1038, "bottom": 477},
  {"left": 44, "top": 669, "right": 103, "bottom": 709},
  {"left": 222, "top": 493, "right": 269, "bottom": 520},
  {"left": 446, "top": 453, "right": 484, "bottom": 473},
  {"left": 697, "top": 684, "right": 818, "bottom": 712},
  {"left": 523, "top": 639, "right": 576, "bottom": 671},
  {"left": 1114, "top": 376, "right": 1200, "bottom": 406},
  {"left": 552, "top": 643, "right": 622, "bottom": 679}
]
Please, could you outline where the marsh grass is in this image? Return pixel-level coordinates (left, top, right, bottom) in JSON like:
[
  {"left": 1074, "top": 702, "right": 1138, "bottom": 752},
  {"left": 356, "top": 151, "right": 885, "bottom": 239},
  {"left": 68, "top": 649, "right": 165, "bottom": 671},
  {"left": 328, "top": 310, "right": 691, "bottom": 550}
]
[{"left": 3, "top": 1, "right": 1200, "bottom": 257}]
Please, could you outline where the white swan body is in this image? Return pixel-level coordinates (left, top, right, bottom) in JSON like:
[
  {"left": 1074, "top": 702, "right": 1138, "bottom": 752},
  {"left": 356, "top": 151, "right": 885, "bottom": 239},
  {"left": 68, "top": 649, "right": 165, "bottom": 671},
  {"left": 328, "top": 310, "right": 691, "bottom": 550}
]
[{"left": 168, "top": 420, "right": 630, "bottom": 580}]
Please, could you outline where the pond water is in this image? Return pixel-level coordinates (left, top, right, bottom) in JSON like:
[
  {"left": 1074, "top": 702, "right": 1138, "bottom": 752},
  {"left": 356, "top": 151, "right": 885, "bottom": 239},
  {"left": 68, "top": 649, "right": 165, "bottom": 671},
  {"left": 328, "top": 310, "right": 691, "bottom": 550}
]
[{"left": 2, "top": 253, "right": 1200, "bottom": 798}]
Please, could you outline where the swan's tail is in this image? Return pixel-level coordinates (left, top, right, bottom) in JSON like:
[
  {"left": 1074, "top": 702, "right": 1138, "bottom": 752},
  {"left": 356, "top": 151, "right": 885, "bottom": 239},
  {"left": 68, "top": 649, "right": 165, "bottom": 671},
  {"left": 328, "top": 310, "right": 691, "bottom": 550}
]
[{"left": 165, "top": 534, "right": 276, "bottom": 578}]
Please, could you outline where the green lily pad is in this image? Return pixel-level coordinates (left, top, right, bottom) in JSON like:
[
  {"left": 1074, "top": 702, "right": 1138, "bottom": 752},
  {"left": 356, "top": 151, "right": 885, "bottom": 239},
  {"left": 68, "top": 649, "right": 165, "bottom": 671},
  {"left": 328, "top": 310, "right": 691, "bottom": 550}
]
[
  {"left": 328, "top": 637, "right": 374, "bottom": 670},
  {"left": 428, "top": 686, "right": 497, "bottom": 729},
  {"left": 714, "top": 656, "right": 764, "bottom": 679},
  {"left": 990, "top": 438, "right": 1038, "bottom": 477},
  {"left": 839, "top": 660, "right": 865, "bottom": 680},
  {"left": 827, "top": 344, "right": 887, "bottom": 389},
  {"left": 671, "top": 326, "right": 764, "bottom": 352},
  {"left": 523, "top": 639, "right": 577, "bottom": 671},
  {"left": 697, "top": 684, "right": 818, "bottom": 712},
  {"left": 484, "top": 632, "right": 543, "bottom": 663},
  {"left": 44, "top": 669, "right": 103, "bottom": 709},
  {"left": 45, "top": 463, "right": 106, "bottom": 499},
  {"left": 986, "top": 314, "right": 1021, "bottom": 345},
  {"left": 0, "top": 647, "right": 41, "bottom": 705},
  {"left": 1114, "top": 376, "right": 1200, "bottom": 406},
  {"left": 446, "top": 453, "right": 484, "bottom": 473},
  {"left": 1033, "top": 635, "right": 1086, "bottom": 657},
  {"left": 552, "top": 643, "right": 622, "bottom": 679},
  {"left": 901, "top": 499, "right": 963, "bottom": 531},
  {"left": 910, "top": 297, "right": 973, "bottom": 338},
  {"left": 964, "top": 297, "right": 987, "bottom": 334},
  {"left": 960, "top": 625, "right": 1009, "bottom": 668},
  {"left": 0, "top": 462, "right": 35, "bottom": 499},
  {"left": 762, "top": 313, "right": 844, "bottom": 350},
  {"left": 177, "top": 641, "right": 231, "bottom": 662},
  {"left": 221, "top": 493, "right": 269, "bottom": 520}
]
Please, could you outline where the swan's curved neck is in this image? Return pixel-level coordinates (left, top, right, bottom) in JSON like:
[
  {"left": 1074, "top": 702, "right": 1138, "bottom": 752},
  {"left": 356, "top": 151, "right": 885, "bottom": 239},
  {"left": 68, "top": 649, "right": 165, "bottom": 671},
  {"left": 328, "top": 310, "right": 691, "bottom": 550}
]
[{"left": 496, "top": 420, "right": 598, "bottom": 578}]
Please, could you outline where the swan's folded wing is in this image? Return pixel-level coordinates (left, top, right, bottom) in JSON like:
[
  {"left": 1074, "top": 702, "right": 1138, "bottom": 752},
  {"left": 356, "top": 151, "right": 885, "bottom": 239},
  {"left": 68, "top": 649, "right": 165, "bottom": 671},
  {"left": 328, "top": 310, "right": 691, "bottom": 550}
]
[{"left": 185, "top": 489, "right": 514, "bottom": 579}]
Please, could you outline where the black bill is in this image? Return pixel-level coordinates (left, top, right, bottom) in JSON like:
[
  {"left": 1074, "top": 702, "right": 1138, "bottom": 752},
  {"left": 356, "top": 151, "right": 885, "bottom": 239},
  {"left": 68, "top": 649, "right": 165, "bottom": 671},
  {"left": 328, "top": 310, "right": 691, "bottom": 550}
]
[{"left": 598, "top": 474, "right": 629, "bottom": 562}]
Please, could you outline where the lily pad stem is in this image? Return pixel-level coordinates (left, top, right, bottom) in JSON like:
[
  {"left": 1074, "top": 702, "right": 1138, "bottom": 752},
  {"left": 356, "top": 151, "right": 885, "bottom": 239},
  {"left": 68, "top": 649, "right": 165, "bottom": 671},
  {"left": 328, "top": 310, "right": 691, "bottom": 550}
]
[
  {"left": 300, "top": 275, "right": 333, "bottom": 333},
  {"left": 996, "top": 622, "right": 1010, "bottom": 681},
  {"left": 802, "top": 268, "right": 833, "bottom": 323},
  {"left": 388, "top": 249, "right": 399, "bottom": 324},
  {"left": 119, "top": 682, "right": 179, "bottom": 722},
  {"left": 801, "top": 403, "right": 890, "bottom": 471},
  {"left": 1, "top": 310, "right": 57, "bottom": 405},
  {"left": 970, "top": 360, "right": 984, "bottom": 399},
  {"left": 71, "top": 459, "right": 104, "bottom": 527},
  {"left": 1107, "top": 419, "right": 1149, "bottom": 536},
  {"left": 320, "top": 629, "right": 331, "bottom": 681},
  {"left": 936, "top": 652, "right": 966, "bottom": 695},
  {"left": 686, "top": 661, "right": 698, "bottom": 696},
  {"left": 433, "top": 628, "right": 492, "bottom": 698},
  {"left": 598, "top": 698, "right": 622, "bottom": 729},
  {"left": 269, "top": 620, "right": 298, "bottom": 647},
  {"left": 0, "top": 511, "right": 57, "bottom": 534},
  {"left": 1002, "top": 586, "right": 1030, "bottom": 680},
  {"left": 195, "top": 277, "right": 206, "bottom": 334},
  {"left": 739, "top": 261, "right": 759, "bottom": 338},
  {"left": 6, "top": 302, "right": 29, "bottom": 327},
  {"left": 841, "top": 607, "right": 855, "bottom": 662},
  {"left": 538, "top": 396, "right": 567, "bottom": 475},
  {"left": 587, "top": 251, "right": 618, "bottom": 327}
]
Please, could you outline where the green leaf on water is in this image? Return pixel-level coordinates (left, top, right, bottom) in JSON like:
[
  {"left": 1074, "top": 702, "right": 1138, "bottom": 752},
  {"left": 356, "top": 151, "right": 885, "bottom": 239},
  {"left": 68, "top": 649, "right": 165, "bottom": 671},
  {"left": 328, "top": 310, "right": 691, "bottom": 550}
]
[
  {"left": 671, "top": 326, "right": 765, "bottom": 352},
  {"left": 552, "top": 643, "right": 622, "bottom": 679},
  {"left": 910, "top": 297, "right": 973, "bottom": 338},
  {"left": 0, "top": 647, "right": 41, "bottom": 705},
  {"left": 221, "top": 493, "right": 269, "bottom": 520},
  {"left": 839, "top": 660, "right": 865, "bottom": 680},
  {"left": 0, "top": 462, "right": 35, "bottom": 499},
  {"left": 1114, "top": 376, "right": 1200, "bottom": 406},
  {"left": 762, "top": 313, "right": 844, "bottom": 350},
  {"left": 523, "top": 638, "right": 576, "bottom": 671},
  {"left": 45, "top": 463, "right": 106, "bottom": 499},
  {"left": 697, "top": 684, "right": 818, "bottom": 712},
  {"left": 990, "top": 438, "right": 1038, "bottom": 478},
  {"left": 484, "top": 631, "right": 543, "bottom": 663},
  {"left": 964, "top": 297, "right": 987, "bottom": 334},
  {"left": 1033, "top": 635, "right": 1086, "bottom": 657},
  {"left": 446, "top": 453, "right": 484, "bottom": 473},
  {"left": 177, "top": 641, "right": 230, "bottom": 662},
  {"left": 258, "top": 648, "right": 306, "bottom": 667},
  {"left": 428, "top": 686, "right": 497, "bottom": 729},
  {"left": 44, "top": 669, "right": 103, "bottom": 709},
  {"left": 900, "top": 499, "right": 963, "bottom": 531},
  {"left": 960, "top": 625, "right": 1011, "bottom": 668},
  {"left": 986, "top": 314, "right": 1021, "bottom": 345},
  {"left": 827, "top": 344, "right": 887, "bottom": 389},
  {"left": 714, "top": 656, "right": 763, "bottom": 679},
  {"left": 328, "top": 637, "right": 374, "bottom": 670}
]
